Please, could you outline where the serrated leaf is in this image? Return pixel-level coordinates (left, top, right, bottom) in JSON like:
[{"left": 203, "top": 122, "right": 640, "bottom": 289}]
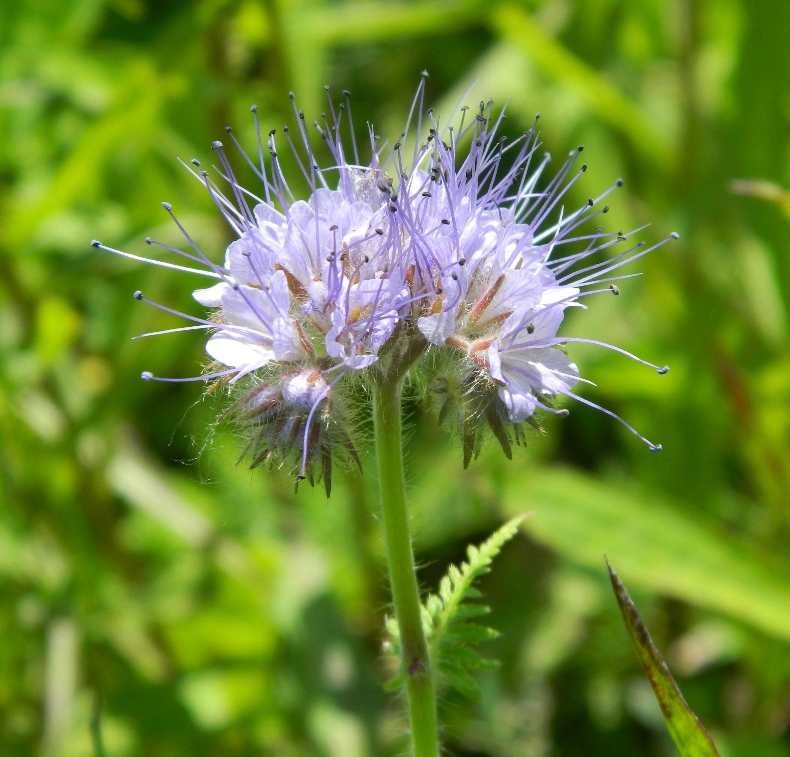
[
  {"left": 609, "top": 561, "right": 720, "bottom": 757},
  {"left": 440, "top": 623, "right": 500, "bottom": 645},
  {"left": 385, "top": 517, "right": 527, "bottom": 698},
  {"left": 428, "top": 516, "right": 527, "bottom": 697},
  {"left": 462, "top": 586, "right": 483, "bottom": 599},
  {"left": 451, "top": 604, "right": 491, "bottom": 620},
  {"left": 441, "top": 666, "right": 482, "bottom": 701},
  {"left": 440, "top": 645, "right": 490, "bottom": 670}
]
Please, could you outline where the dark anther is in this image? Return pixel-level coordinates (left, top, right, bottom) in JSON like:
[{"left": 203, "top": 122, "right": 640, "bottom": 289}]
[
  {"left": 581, "top": 164, "right": 588, "bottom": 172},
  {"left": 389, "top": 204, "right": 397, "bottom": 212},
  {"left": 250, "top": 104, "right": 258, "bottom": 112},
  {"left": 616, "top": 178, "right": 624, "bottom": 187},
  {"left": 658, "top": 365, "right": 670, "bottom": 375},
  {"left": 451, "top": 272, "right": 458, "bottom": 281},
  {"left": 90, "top": 240, "right": 101, "bottom": 247},
  {"left": 465, "top": 169, "right": 472, "bottom": 179},
  {"left": 475, "top": 139, "right": 482, "bottom": 147},
  {"left": 268, "top": 129, "right": 276, "bottom": 136},
  {"left": 578, "top": 145, "right": 584, "bottom": 152},
  {"left": 363, "top": 255, "right": 369, "bottom": 263},
  {"left": 145, "top": 237, "right": 152, "bottom": 245},
  {"left": 211, "top": 140, "right": 223, "bottom": 150},
  {"left": 671, "top": 231, "right": 680, "bottom": 239},
  {"left": 190, "top": 158, "right": 200, "bottom": 167},
  {"left": 375, "top": 228, "right": 384, "bottom": 235},
  {"left": 602, "top": 205, "right": 609, "bottom": 213},
  {"left": 435, "top": 288, "right": 443, "bottom": 295},
  {"left": 638, "top": 241, "right": 646, "bottom": 247},
  {"left": 329, "top": 224, "right": 338, "bottom": 231},
  {"left": 133, "top": 290, "right": 143, "bottom": 300},
  {"left": 299, "top": 110, "right": 305, "bottom": 119},
  {"left": 441, "top": 219, "right": 450, "bottom": 225},
  {"left": 526, "top": 323, "right": 535, "bottom": 334},
  {"left": 225, "top": 126, "right": 232, "bottom": 133},
  {"left": 610, "top": 285, "right": 620, "bottom": 295},
  {"left": 422, "top": 191, "right": 432, "bottom": 197},
  {"left": 587, "top": 198, "right": 594, "bottom": 206},
  {"left": 458, "top": 257, "right": 466, "bottom": 266},
  {"left": 394, "top": 142, "right": 401, "bottom": 150}
]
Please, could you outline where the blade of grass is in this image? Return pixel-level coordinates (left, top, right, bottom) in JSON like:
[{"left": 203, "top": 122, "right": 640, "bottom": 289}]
[{"left": 608, "top": 561, "right": 720, "bottom": 756}]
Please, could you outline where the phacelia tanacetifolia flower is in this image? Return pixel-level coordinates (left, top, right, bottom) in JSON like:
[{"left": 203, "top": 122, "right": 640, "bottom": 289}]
[{"left": 94, "top": 75, "right": 676, "bottom": 489}]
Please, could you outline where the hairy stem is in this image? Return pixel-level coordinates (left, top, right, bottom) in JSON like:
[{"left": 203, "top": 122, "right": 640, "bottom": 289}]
[{"left": 372, "top": 376, "right": 439, "bottom": 757}]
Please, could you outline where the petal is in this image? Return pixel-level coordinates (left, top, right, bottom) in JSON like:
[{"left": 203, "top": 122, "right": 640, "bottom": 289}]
[
  {"left": 205, "top": 333, "right": 274, "bottom": 369},
  {"left": 271, "top": 316, "right": 304, "bottom": 362},
  {"left": 220, "top": 285, "right": 278, "bottom": 333},
  {"left": 498, "top": 385, "right": 537, "bottom": 422},
  {"left": 193, "top": 282, "right": 229, "bottom": 308},
  {"left": 418, "top": 309, "right": 458, "bottom": 345}
]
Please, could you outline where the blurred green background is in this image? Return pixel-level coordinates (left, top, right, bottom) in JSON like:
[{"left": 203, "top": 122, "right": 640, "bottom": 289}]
[{"left": 2, "top": 0, "right": 790, "bottom": 754}]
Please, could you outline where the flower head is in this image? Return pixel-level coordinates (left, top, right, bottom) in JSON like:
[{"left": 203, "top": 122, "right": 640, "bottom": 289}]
[{"left": 95, "top": 75, "right": 676, "bottom": 488}]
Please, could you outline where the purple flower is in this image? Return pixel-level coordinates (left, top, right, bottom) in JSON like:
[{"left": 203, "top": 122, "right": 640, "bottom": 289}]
[{"left": 94, "top": 75, "right": 676, "bottom": 487}]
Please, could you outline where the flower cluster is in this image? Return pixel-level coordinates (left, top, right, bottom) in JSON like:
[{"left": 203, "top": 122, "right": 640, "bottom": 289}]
[{"left": 94, "top": 76, "right": 675, "bottom": 490}]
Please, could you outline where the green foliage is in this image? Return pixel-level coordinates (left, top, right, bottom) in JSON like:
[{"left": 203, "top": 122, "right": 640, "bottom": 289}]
[
  {"left": 500, "top": 466, "right": 790, "bottom": 642},
  {"left": 2, "top": 0, "right": 790, "bottom": 754},
  {"left": 388, "top": 517, "right": 525, "bottom": 700},
  {"left": 609, "top": 562, "right": 720, "bottom": 757}
]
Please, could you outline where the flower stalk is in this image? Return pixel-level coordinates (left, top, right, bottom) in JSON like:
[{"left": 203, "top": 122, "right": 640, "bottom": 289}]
[{"left": 372, "top": 374, "right": 438, "bottom": 757}]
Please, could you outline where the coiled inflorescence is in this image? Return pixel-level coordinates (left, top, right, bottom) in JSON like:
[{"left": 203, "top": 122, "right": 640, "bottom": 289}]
[{"left": 94, "top": 75, "right": 676, "bottom": 491}]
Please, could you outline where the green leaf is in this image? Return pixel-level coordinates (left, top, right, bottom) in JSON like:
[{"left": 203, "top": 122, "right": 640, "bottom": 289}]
[
  {"left": 425, "top": 516, "right": 526, "bottom": 697},
  {"left": 386, "top": 516, "right": 526, "bottom": 698},
  {"left": 440, "top": 666, "right": 482, "bottom": 702},
  {"left": 608, "top": 561, "right": 720, "bottom": 757},
  {"left": 502, "top": 467, "right": 790, "bottom": 642}
]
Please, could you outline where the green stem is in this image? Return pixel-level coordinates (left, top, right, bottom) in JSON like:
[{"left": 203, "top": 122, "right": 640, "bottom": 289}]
[{"left": 372, "top": 376, "right": 439, "bottom": 757}]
